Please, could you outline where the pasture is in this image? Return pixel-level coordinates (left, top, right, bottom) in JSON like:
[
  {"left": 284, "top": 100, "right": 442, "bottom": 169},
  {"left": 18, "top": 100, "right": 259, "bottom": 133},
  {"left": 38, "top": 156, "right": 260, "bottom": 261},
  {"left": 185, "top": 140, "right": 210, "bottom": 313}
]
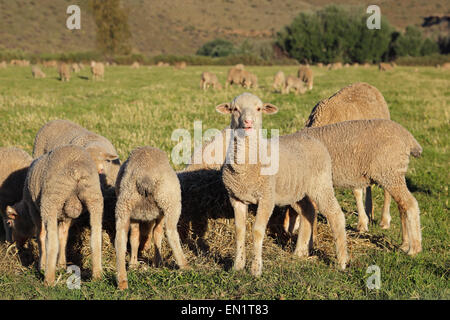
[{"left": 0, "top": 64, "right": 448, "bottom": 299}]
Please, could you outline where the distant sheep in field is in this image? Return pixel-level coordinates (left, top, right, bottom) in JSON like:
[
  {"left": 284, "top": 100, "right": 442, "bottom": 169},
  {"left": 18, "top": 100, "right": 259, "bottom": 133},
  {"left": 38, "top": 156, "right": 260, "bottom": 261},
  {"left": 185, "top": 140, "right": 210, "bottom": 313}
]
[
  {"left": 43, "top": 60, "right": 58, "bottom": 68},
  {"left": 156, "top": 61, "right": 169, "bottom": 67},
  {"left": 10, "top": 60, "right": 30, "bottom": 67},
  {"left": 242, "top": 70, "right": 258, "bottom": 88},
  {"left": 31, "top": 65, "right": 46, "bottom": 79},
  {"left": 0, "top": 147, "right": 32, "bottom": 242},
  {"left": 33, "top": 119, "right": 121, "bottom": 189},
  {"left": 234, "top": 64, "right": 245, "bottom": 70},
  {"left": 200, "top": 71, "right": 222, "bottom": 90},
  {"left": 442, "top": 62, "right": 450, "bottom": 70},
  {"left": 174, "top": 61, "right": 187, "bottom": 69},
  {"left": 6, "top": 145, "right": 103, "bottom": 286},
  {"left": 329, "top": 62, "right": 342, "bottom": 70},
  {"left": 0, "top": 61, "right": 7, "bottom": 69},
  {"left": 114, "top": 146, "right": 188, "bottom": 290},
  {"left": 317, "top": 63, "right": 324, "bottom": 68},
  {"left": 379, "top": 63, "right": 393, "bottom": 71},
  {"left": 282, "top": 75, "right": 306, "bottom": 95},
  {"left": 272, "top": 71, "right": 285, "bottom": 92},
  {"left": 71, "top": 63, "right": 81, "bottom": 73},
  {"left": 131, "top": 61, "right": 140, "bottom": 69},
  {"left": 90, "top": 61, "right": 105, "bottom": 80},
  {"left": 58, "top": 63, "right": 71, "bottom": 81},
  {"left": 226, "top": 66, "right": 245, "bottom": 88},
  {"left": 298, "top": 66, "right": 313, "bottom": 90}
]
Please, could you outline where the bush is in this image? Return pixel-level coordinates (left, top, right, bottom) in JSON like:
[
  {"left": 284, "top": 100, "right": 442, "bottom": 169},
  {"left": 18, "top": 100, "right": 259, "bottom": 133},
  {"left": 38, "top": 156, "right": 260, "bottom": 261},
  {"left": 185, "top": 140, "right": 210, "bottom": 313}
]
[
  {"left": 196, "top": 39, "right": 236, "bottom": 57},
  {"left": 395, "top": 54, "right": 450, "bottom": 66}
]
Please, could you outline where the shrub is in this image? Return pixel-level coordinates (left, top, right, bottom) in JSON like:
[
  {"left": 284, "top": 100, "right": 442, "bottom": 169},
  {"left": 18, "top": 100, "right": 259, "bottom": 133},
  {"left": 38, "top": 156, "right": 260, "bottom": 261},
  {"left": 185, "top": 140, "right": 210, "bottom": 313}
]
[{"left": 196, "top": 39, "right": 235, "bottom": 57}]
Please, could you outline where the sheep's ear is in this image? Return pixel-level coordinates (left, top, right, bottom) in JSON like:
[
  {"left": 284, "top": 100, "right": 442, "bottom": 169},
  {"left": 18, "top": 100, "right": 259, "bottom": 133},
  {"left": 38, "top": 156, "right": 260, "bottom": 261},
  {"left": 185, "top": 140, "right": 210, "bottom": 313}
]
[
  {"left": 215, "top": 103, "right": 232, "bottom": 114},
  {"left": 101, "top": 152, "right": 119, "bottom": 161},
  {"left": 6, "top": 206, "right": 17, "bottom": 219},
  {"left": 262, "top": 103, "right": 278, "bottom": 114}
]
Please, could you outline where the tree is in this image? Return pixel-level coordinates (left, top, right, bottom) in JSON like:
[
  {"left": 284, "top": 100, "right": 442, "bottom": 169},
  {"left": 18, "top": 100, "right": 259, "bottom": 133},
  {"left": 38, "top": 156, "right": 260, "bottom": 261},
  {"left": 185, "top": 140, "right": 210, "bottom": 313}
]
[
  {"left": 90, "top": 0, "right": 132, "bottom": 56},
  {"left": 196, "top": 39, "right": 235, "bottom": 57}
]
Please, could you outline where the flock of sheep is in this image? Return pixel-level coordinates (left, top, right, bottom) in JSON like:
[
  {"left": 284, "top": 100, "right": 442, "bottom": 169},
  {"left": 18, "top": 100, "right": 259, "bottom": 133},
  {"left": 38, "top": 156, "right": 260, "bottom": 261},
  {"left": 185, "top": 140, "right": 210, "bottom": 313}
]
[{"left": 0, "top": 60, "right": 424, "bottom": 291}]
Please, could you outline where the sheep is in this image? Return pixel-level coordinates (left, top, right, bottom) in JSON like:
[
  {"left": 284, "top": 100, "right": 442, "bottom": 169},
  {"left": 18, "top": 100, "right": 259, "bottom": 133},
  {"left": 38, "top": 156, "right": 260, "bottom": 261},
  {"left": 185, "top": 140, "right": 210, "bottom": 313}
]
[
  {"left": 282, "top": 75, "right": 307, "bottom": 95},
  {"left": 234, "top": 64, "right": 245, "bottom": 70},
  {"left": 200, "top": 72, "right": 222, "bottom": 90},
  {"left": 216, "top": 93, "right": 348, "bottom": 276},
  {"left": 90, "top": 61, "right": 105, "bottom": 80},
  {"left": 242, "top": 70, "right": 258, "bottom": 89},
  {"left": 442, "top": 62, "right": 450, "bottom": 70},
  {"left": 174, "top": 61, "right": 187, "bottom": 69},
  {"left": 31, "top": 65, "right": 46, "bottom": 79},
  {"left": 298, "top": 66, "right": 314, "bottom": 90},
  {"left": 58, "top": 63, "right": 71, "bottom": 81},
  {"left": 288, "top": 119, "right": 423, "bottom": 256},
  {"left": 5, "top": 145, "right": 103, "bottom": 286},
  {"left": 71, "top": 63, "right": 81, "bottom": 73},
  {"left": 329, "top": 62, "right": 343, "bottom": 70},
  {"left": 226, "top": 67, "right": 245, "bottom": 88},
  {"left": 379, "top": 62, "right": 393, "bottom": 71},
  {"left": 301, "top": 83, "right": 391, "bottom": 232},
  {"left": 0, "top": 147, "right": 32, "bottom": 242},
  {"left": 114, "top": 146, "right": 188, "bottom": 290},
  {"left": 43, "top": 60, "right": 58, "bottom": 68},
  {"left": 0, "top": 61, "right": 7, "bottom": 69},
  {"left": 33, "top": 119, "right": 120, "bottom": 189},
  {"left": 130, "top": 61, "right": 140, "bottom": 69},
  {"left": 317, "top": 63, "right": 324, "bottom": 68},
  {"left": 272, "top": 71, "right": 285, "bottom": 92}
]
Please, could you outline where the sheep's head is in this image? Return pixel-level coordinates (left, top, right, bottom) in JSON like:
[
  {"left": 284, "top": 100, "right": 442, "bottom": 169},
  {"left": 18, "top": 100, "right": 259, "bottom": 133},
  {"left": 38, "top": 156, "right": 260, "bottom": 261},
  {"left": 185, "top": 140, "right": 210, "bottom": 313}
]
[
  {"left": 86, "top": 145, "right": 121, "bottom": 188},
  {"left": 5, "top": 203, "right": 33, "bottom": 246},
  {"left": 215, "top": 93, "right": 278, "bottom": 132}
]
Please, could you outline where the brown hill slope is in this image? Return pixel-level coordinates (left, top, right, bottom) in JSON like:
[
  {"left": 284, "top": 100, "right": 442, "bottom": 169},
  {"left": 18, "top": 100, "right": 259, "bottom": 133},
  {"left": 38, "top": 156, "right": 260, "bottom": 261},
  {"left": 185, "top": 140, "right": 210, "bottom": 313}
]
[{"left": 0, "top": 0, "right": 447, "bottom": 55}]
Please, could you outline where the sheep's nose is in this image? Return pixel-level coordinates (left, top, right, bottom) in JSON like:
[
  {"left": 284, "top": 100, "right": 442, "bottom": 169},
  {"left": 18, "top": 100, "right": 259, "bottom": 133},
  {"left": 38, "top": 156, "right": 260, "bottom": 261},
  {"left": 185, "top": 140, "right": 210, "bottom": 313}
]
[{"left": 244, "top": 119, "right": 253, "bottom": 126}]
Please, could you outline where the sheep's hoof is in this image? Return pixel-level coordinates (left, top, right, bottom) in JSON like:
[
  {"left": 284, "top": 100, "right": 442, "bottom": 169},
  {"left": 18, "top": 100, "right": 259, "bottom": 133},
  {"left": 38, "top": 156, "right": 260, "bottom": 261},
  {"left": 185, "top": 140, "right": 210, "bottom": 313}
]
[
  {"left": 399, "top": 242, "right": 410, "bottom": 253},
  {"left": 250, "top": 262, "right": 262, "bottom": 277},
  {"left": 92, "top": 270, "right": 103, "bottom": 281},
  {"left": 44, "top": 277, "right": 55, "bottom": 287},
  {"left": 379, "top": 220, "right": 391, "bottom": 229},
  {"left": 356, "top": 222, "right": 369, "bottom": 233},
  {"left": 118, "top": 280, "right": 128, "bottom": 290},
  {"left": 233, "top": 259, "right": 245, "bottom": 271},
  {"left": 293, "top": 248, "right": 309, "bottom": 259}
]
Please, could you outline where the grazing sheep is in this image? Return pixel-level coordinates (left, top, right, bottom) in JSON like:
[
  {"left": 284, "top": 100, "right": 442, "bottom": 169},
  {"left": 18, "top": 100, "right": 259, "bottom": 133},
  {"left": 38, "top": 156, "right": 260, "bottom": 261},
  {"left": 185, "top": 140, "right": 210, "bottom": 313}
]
[
  {"left": 114, "top": 146, "right": 188, "bottom": 290},
  {"left": 43, "top": 60, "right": 58, "bottom": 68},
  {"left": 31, "top": 65, "right": 46, "bottom": 79},
  {"left": 156, "top": 61, "right": 169, "bottom": 67},
  {"left": 344, "top": 63, "right": 350, "bottom": 68},
  {"left": 302, "top": 82, "right": 391, "bottom": 232},
  {"left": 0, "top": 61, "right": 7, "bottom": 69},
  {"left": 329, "top": 62, "right": 343, "bottom": 70},
  {"left": 5, "top": 145, "right": 103, "bottom": 286},
  {"left": 226, "top": 67, "right": 245, "bottom": 88},
  {"left": 216, "top": 93, "right": 348, "bottom": 276},
  {"left": 234, "top": 64, "right": 245, "bottom": 70},
  {"left": 33, "top": 119, "right": 120, "bottom": 189},
  {"left": 379, "top": 62, "right": 393, "bottom": 71},
  {"left": 174, "top": 61, "right": 187, "bottom": 69},
  {"left": 58, "top": 63, "right": 71, "bottom": 81},
  {"left": 0, "top": 147, "right": 32, "bottom": 242},
  {"left": 362, "top": 63, "right": 371, "bottom": 68},
  {"left": 290, "top": 119, "right": 423, "bottom": 256},
  {"left": 282, "top": 75, "right": 306, "bottom": 95},
  {"left": 442, "top": 62, "right": 450, "bottom": 70},
  {"left": 71, "top": 63, "right": 81, "bottom": 73},
  {"left": 317, "top": 63, "right": 324, "bottom": 68},
  {"left": 200, "top": 71, "right": 222, "bottom": 90},
  {"left": 272, "top": 71, "right": 285, "bottom": 92},
  {"left": 130, "top": 61, "right": 140, "bottom": 69},
  {"left": 298, "top": 66, "right": 314, "bottom": 90},
  {"left": 242, "top": 70, "right": 258, "bottom": 88},
  {"left": 90, "top": 61, "right": 105, "bottom": 80}
]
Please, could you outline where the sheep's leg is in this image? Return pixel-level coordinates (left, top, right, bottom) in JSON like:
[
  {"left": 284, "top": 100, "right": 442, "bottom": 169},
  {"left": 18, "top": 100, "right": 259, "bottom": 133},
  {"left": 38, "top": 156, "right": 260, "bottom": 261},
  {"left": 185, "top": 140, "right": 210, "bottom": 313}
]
[
  {"left": 230, "top": 197, "right": 248, "bottom": 271},
  {"left": 164, "top": 203, "right": 188, "bottom": 269},
  {"left": 42, "top": 209, "right": 59, "bottom": 286},
  {"left": 380, "top": 189, "right": 392, "bottom": 229},
  {"left": 38, "top": 219, "right": 47, "bottom": 272},
  {"left": 365, "top": 186, "right": 374, "bottom": 222},
  {"left": 115, "top": 211, "right": 130, "bottom": 290},
  {"left": 353, "top": 188, "right": 369, "bottom": 233},
  {"left": 292, "top": 198, "right": 315, "bottom": 258},
  {"left": 251, "top": 198, "right": 275, "bottom": 277},
  {"left": 310, "top": 188, "right": 348, "bottom": 270},
  {"left": 84, "top": 198, "right": 103, "bottom": 280},
  {"left": 153, "top": 217, "right": 164, "bottom": 267},
  {"left": 387, "top": 184, "right": 421, "bottom": 255},
  {"left": 57, "top": 219, "right": 71, "bottom": 270},
  {"left": 129, "top": 221, "right": 140, "bottom": 269},
  {"left": 140, "top": 221, "right": 154, "bottom": 252}
]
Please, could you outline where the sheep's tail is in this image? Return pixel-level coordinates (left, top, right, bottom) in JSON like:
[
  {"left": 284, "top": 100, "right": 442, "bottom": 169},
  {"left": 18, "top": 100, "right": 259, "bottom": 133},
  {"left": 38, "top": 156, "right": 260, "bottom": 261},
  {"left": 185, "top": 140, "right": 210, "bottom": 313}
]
[
  {"left": 136, "top": 175, "right": 156, "bottom": 197},
  {"left": 409, "top": 133, "right": 423, "bottom": 158}
]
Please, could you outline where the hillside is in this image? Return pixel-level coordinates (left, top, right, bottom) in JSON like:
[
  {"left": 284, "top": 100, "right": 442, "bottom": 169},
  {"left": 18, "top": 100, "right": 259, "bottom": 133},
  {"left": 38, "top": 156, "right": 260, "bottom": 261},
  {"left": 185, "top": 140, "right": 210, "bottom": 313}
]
[{"left": 0, "top": 0, "right": 448, "bottom": 55}]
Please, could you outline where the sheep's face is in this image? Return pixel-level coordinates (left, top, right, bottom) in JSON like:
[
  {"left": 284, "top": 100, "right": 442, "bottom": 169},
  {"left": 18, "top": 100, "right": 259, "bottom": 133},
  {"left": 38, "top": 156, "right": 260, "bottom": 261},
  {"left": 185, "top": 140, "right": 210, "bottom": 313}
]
[
  {"left": 215, "top": 93, "right": 278, "bottom": 132},
  {"left": 5, "top": 203, "right": 32, "bottom": 246},
  {"left": 86, "top": 145, "right": 121, "bottom": 188}
]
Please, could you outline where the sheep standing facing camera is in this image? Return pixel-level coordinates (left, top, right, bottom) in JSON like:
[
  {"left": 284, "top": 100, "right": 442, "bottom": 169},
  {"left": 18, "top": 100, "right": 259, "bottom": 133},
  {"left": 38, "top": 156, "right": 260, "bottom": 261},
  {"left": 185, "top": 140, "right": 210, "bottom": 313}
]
[
  {"left": 5, "top": 145, "right": 103, "bottom": 286},
  {"left": 114, "top": 146, "right": 188, "bottom": 290},
  {"left": 216, "top": 93, "right": 348, "bottom": 277}
]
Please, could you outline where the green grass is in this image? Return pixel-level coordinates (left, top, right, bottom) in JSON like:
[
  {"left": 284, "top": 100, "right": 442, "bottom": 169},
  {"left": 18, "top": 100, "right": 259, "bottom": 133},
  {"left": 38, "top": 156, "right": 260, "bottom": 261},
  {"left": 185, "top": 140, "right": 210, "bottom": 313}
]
[{"left": 0, "top": 64, "right": 448, "bottom": 299}]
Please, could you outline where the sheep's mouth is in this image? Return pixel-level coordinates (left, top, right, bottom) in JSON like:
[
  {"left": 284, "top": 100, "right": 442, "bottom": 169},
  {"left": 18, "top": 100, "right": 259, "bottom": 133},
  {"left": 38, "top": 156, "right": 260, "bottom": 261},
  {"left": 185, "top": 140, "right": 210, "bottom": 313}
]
[{"left": 243, "top": 126, "right": 254, "bottom": 131}]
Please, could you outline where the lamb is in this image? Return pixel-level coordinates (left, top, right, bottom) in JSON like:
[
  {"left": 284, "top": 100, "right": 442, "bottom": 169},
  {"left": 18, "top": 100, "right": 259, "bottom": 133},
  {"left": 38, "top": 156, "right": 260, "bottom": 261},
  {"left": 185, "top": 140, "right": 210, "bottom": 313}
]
[
  {"left": 282, "top": 75, "right": 306, "bottom": 95},
  {"left": 304, "top": 82, "right": 391, "bottom": 232},
  {"left": 379, "top": 62, "right": 393, "bottom": 71},
  {"left": 298, "top": 66, "right": 313, "bottom": 90},
  {"left": 289, "top": 120, "right": 423, "bottom": 256},
  {"left": 200, "top": 72, "right": 222, "bottom": 90},
  {"left": 114, "top": 146, "right": 188, "bottom": 290},
  {"left": 5, "top": 145, "right": 103, "bottom": 286},
  {"left": 90, "top": 61, "right": 105, "bottom": 80},
  {"left": 0, "top": 147, "right": 32, "bottom": 242},
  {"left": 58, "top": 63, "right": 71, "bottom": 81},
  {"left": 31, "top": 65, "right": 46, "bottom": 79},
  {"left": 33, "top": 119, "right": 120, "bottom": 189},
  {"left": 216, "top": 93, "right": 348, "bottom": 276},
  {"left": 272, "top": 71, "right": 285, "bottom": 92}
]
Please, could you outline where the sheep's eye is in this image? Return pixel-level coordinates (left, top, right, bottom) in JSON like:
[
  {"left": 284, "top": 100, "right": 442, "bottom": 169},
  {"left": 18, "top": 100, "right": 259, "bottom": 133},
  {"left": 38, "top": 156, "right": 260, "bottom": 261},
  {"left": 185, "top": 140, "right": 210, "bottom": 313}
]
[{"left": 257, "top": 107, "right": 261, "bottom": 112}]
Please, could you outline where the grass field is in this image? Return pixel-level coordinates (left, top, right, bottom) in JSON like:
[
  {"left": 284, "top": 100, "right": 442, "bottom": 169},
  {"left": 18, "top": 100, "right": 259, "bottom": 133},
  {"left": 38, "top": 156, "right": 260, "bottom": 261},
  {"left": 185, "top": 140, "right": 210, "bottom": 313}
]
[{"left": 0, "top": 64, "right": 448, "bottom": 300}]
